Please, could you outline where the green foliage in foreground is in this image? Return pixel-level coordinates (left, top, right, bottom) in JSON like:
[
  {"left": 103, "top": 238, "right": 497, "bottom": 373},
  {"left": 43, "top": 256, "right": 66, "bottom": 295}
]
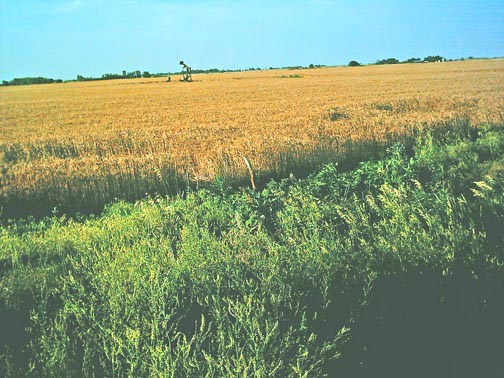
[{"left": 1, "top": 127, "right": 503, "bottom": 377}]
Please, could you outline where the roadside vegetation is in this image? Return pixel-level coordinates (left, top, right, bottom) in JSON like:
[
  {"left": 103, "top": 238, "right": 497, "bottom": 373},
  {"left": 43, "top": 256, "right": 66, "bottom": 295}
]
[{"left": 1, "top": 122, "right": 503, "bottom": 377}]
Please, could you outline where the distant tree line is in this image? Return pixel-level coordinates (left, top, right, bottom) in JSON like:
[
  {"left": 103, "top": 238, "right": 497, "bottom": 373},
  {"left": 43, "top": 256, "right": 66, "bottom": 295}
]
[
  {"left": 375, "top": 55, "right": 445, "bottom": 65},
  {"left": 0, "top": 68, "right": 238, "bottom": 86},
  {"left": 76, "top": 70, "right": 159, "bottom": 81},
  {"left": 259, "top": 64, "right": 326, "bottom": 70},
  {"left": 347, "top": 55, "right": 447, "bottom": 67},
  {"left": 75, "top": 68, "right": 241, "bottom": 82},
  {"left": 1, "top": 56, "right": 494, "bottom": 86},
  {"left": 1, "top": 77, "right": 63, "bottom": 86},
  {"left": 190, "top": 68, "right": 238, "bottom": 74}
]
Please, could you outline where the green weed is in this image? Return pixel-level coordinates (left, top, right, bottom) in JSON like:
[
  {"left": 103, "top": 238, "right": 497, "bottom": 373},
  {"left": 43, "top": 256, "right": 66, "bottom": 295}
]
[{"left": 1, "top": 125, "right": 503, "bottom": 376}]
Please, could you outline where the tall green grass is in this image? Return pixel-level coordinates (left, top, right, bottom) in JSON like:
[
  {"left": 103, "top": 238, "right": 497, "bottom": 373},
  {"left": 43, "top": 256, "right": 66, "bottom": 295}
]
[{"left": 1, "top": 124, "right": 503, "bottom": 377}]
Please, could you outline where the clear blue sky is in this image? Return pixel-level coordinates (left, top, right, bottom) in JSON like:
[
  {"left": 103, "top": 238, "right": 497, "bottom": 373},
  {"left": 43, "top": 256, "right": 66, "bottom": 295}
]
[{"left": 1, "top": 0, "right": 503, "bottom": 80}]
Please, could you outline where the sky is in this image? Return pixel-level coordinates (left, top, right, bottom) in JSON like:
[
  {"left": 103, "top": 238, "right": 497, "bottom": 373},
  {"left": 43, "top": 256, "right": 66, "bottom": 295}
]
[{"left": 0, "top": 0, "right": 503, "bottom": 81}]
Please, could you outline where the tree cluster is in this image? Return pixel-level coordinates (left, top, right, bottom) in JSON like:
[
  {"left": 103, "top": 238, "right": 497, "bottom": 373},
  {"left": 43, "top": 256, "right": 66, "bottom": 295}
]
[
  {"left": 76, "top": 70, "right": 154, "bottom": 81},
  {"left": 375, "top": 58, "right": 401, "bottom": 65},
  {"left": 1, "top": 77, "right": 63, "bottom": 86},
  {"left": 374, "top": 55, "right": 445, "bottom": 65},
  {"left": 423, "top": 55, "right": 444, "bottom": 63}
]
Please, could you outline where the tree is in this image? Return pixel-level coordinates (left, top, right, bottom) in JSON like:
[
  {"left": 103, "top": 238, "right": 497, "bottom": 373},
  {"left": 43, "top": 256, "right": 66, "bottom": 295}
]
[
  {"left": 348, "top": 60, "right": 361, "bottom": 67},
  {"left": 404, "top": 57, "right": 422, "bottom": 64},
  {"left": 375, "top": 58, "right": 400, "bottom": 65},
  {"left": 423, "top": 55, "right": 444, "bottom": 63}
]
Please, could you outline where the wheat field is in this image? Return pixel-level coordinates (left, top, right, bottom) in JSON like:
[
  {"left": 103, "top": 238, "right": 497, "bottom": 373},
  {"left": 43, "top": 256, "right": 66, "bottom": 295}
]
[{"left": 1, "top": 59, "right": 503, "bottom": 216}]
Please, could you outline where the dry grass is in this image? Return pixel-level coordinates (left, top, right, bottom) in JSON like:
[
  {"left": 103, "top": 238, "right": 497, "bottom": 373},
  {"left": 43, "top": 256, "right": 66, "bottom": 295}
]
[{"left": 1, "top": 59, "right": 504, "bottom": 216}]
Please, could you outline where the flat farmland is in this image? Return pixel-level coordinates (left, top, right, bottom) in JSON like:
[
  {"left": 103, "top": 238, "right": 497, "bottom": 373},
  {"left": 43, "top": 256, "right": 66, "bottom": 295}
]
[{"left": 1, "top": 59, "right": 503, "bottom": 217}]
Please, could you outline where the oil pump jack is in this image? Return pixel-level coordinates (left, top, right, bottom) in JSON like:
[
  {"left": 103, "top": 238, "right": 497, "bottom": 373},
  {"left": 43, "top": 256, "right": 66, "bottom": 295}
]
[{"left": 179, "top": 60, "right": 193, "bottom": 82}]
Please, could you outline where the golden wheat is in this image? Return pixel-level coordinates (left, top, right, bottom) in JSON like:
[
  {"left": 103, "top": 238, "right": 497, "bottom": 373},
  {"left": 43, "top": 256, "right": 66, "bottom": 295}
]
[{"left": 1, "top": 59, "right": 503, "bottom": 215}]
